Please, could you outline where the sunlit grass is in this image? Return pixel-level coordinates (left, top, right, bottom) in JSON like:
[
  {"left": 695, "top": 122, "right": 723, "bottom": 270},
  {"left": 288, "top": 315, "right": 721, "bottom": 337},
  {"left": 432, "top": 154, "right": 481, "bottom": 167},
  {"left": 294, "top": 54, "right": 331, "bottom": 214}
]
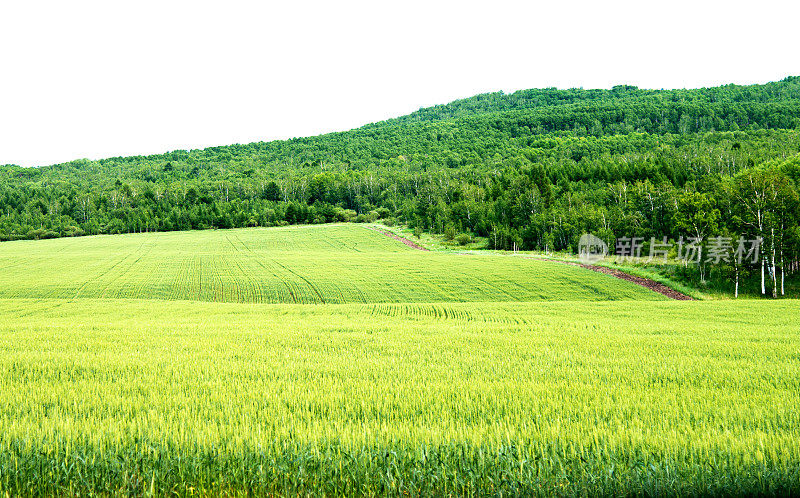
[
  {"left": 1, "top": 298, "right": 798, "bottom": 495},
  {"left": 1, "top": 225, "right": 797, "bottom": 495},
  {"left": 0, "top": 224, "right": 661, "bottom": 303}
]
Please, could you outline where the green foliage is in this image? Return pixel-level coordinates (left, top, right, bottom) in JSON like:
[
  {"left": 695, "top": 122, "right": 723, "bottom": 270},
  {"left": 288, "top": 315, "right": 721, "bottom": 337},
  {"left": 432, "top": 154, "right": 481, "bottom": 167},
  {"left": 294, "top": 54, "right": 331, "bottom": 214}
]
[
  {"left": 455, "top": 233, "right": 472, "bottom": 246},
  {"left": 1, "top": 79, "right": 799, "bottom": 301},
  {"left": 2, "top": 79, "right": 800, "bottom": 268}
]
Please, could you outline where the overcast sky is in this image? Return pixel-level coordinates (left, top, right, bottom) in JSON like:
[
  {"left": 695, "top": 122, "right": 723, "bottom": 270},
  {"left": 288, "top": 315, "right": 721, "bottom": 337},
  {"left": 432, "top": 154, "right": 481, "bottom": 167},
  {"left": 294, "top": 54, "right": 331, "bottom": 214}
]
[{"left": 1, "top": 0, "right": 798, "bottom": 167}]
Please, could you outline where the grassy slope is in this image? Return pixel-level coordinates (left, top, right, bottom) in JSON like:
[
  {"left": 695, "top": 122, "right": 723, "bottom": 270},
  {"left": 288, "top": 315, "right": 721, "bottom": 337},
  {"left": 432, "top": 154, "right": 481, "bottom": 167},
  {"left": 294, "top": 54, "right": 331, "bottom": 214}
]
[
  {"left": 372, "top": 223, "right": 709, "bottom": 299},
  {"left": 1, "top": 298, "right": 798, "bottom": 495},
  {"left": 0, "top": 224, "right": 663, "bottom": 303}
]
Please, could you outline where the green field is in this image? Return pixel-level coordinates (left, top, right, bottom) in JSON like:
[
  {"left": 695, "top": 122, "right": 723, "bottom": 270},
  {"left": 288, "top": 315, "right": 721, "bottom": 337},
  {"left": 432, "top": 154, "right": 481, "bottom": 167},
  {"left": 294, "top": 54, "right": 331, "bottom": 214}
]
[
  {"left": 0, "top": 224, "right": 660, "bottom": 303},
  {"left": 1, "top": 225, "right": 799, "bottom": 496}
]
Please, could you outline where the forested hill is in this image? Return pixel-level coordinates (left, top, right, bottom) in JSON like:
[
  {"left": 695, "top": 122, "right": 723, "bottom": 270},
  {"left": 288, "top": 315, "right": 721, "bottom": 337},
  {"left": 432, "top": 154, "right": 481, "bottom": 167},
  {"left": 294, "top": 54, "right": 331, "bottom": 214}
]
[
  {"left": 2, "top": 78, "right": 800, "bottom": 282},
  {"left": 374, "top": 76, "right": 800, "bottom": 126}
]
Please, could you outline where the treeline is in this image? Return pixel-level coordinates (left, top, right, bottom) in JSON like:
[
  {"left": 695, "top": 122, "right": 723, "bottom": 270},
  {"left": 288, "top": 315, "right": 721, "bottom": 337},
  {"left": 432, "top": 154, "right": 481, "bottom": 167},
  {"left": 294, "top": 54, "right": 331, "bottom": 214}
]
[
  {"left": 2, "top": 78, "right": 800, "bottom": 296},
  {"left": 384, "top": 76, "right": 800, "bottom": 125}
]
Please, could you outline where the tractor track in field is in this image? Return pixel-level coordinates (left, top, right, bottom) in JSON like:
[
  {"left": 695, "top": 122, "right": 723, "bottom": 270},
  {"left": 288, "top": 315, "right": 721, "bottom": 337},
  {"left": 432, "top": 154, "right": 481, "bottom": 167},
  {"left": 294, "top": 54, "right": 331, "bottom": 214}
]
[
  {"left": 513, "top": 257, "right": 694, "bottom": 301},
  {"left": 366, "top": 226, "right": 429, "bottom": 251},
  {"left": 557, "top": 261, "right": 695, "bottom": 300},
  {"left": 366, "top": 226, "right": 693, "bottom": 301}
]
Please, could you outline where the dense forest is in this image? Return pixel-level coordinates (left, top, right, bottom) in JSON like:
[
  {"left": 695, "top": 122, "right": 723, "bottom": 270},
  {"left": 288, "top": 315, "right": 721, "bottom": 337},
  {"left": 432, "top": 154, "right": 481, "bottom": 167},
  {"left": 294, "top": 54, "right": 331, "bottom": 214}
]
[{"left": 3, "top": 77, "right": 800, "bottom": 297}]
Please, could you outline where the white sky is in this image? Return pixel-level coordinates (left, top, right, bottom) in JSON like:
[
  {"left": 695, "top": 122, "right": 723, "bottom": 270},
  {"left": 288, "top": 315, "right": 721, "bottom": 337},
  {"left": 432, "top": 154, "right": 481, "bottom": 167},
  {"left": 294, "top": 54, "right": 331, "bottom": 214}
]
[{"left": 1, "top": 0, "right": 799, "bottom": 167}]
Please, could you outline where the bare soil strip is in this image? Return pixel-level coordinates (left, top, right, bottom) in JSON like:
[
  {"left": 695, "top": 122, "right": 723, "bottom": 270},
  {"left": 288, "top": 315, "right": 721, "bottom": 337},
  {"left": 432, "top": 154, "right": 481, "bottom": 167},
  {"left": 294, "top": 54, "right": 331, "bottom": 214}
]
[
  {"left": 556, "top": 260, "right": 695, "bottom": 300},
  {"left": 368, "top": 226, "right": 693, "bottom": 300},
  {"left": 367, "top": 226, "right": 429, "bottom": 251}
]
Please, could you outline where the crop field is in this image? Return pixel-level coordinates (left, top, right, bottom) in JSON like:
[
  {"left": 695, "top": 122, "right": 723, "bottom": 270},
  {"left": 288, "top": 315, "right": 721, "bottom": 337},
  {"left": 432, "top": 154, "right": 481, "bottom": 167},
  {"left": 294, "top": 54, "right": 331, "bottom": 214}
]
[
  {"left": 0, "top": 224, "right": 661, "bottom": 303},
  {"left": 1, "top": 225, "right": 799, "bottom": 496}
]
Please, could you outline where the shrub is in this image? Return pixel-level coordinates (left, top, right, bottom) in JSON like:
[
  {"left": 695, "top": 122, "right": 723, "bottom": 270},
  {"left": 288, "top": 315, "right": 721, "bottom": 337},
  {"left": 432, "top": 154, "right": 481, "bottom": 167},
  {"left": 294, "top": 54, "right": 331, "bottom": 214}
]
[{"left": 456, "top": 233, "right": 472, "bottom": 246}]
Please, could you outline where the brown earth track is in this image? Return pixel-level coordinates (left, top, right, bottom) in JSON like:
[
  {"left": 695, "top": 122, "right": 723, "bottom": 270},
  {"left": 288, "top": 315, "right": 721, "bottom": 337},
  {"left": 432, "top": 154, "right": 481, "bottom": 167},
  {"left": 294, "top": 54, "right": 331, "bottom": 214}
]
[
  {"left": 367, "top": 226, "right": 693, "bottom": 300},
  {"left": 367, "top": 226, "right": 429, "bottom": 251},
  {"left": 554, "top": 260, "right": 695, "bottom": 300}
]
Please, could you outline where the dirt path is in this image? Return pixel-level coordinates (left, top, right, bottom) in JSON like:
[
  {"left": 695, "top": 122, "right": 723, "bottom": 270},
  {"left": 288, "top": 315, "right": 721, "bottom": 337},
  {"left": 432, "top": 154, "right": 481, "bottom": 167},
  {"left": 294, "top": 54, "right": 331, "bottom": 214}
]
[
  {"left": 559, "top": 261, "right": 695, "bottom": 300},
  {"left": 367, "top": 226, "right": 429, "bottom": 251},
  {"left": 367, "top": 226, "right": 693, "bottom": 300}
]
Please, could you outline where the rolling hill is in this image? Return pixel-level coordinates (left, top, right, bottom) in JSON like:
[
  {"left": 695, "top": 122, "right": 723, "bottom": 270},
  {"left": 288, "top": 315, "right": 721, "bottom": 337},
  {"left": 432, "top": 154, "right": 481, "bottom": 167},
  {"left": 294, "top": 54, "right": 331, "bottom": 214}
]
[
  {"left": 1, "top": 78, "right": 799, "bottom": 278},
  {"left": 2, "top": 79, "right": 800, "bottom": 495}
]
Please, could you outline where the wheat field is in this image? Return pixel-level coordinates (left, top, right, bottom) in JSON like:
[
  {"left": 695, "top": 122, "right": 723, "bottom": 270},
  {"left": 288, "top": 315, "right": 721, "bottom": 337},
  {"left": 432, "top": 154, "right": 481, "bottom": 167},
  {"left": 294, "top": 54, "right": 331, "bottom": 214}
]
[
  {"left": 0, "top": 224, "right": 661, "bottom": 303},
  {"left": 1, "top": 225, "right": 798, "bottom": 495}
]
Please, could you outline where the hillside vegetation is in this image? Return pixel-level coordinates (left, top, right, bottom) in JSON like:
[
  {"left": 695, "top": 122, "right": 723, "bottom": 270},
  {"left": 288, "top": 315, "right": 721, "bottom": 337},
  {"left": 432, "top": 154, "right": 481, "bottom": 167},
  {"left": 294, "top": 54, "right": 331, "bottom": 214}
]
[
  {"left": 2, "top": 79, "right": 800, "bottom": 495},
  {"left": 3, "top": 78, "right": 800, "bottom": 298}
]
